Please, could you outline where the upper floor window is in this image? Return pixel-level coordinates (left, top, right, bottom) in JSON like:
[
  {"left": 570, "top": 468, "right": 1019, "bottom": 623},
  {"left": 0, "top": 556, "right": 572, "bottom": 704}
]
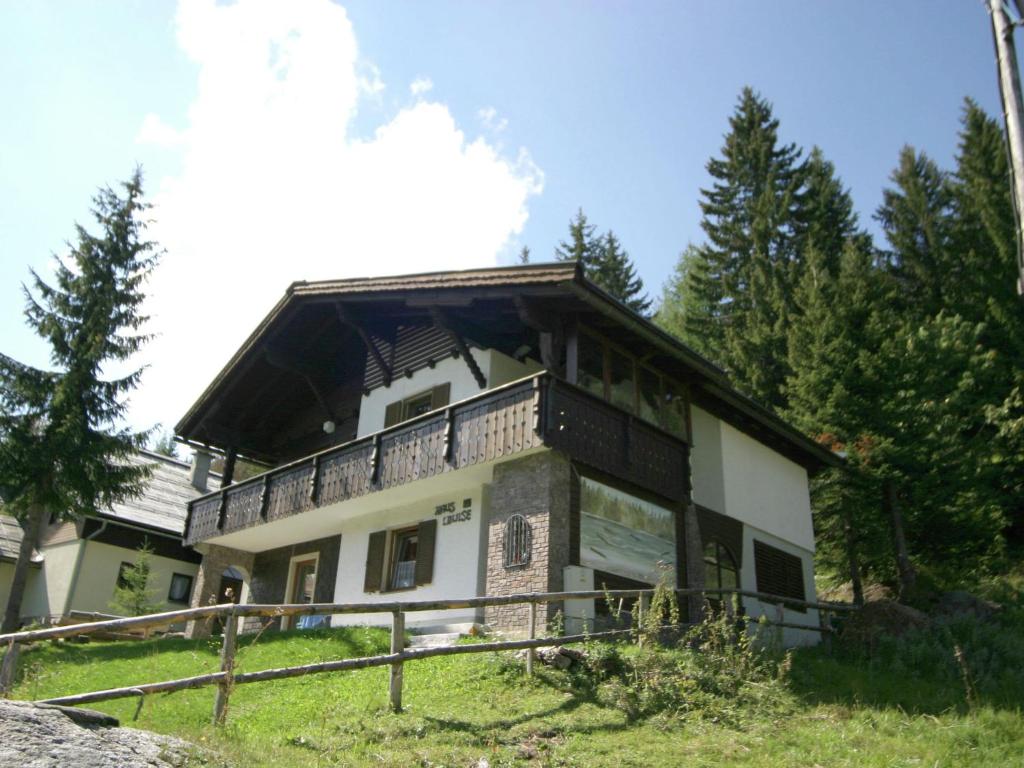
[
  {"left": 383, "top": 383, "right": 451, "bottom": 428},
  {"left": 577, "top": 329, "right": 690, "bottom": 440}
]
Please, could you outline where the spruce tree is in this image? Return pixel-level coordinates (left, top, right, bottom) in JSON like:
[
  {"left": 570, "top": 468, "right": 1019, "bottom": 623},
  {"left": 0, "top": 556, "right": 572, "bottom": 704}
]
[
  {"left": 0, "top": 170, "right": 158, "bottom": 632},
  {"left": 692, "top": 88, "right": 807, "bottom": 410},
  {"left": 656, "top": 244, "right": 717, "bottom": 359},
  {"left": 555, "top": 209, "right": 651, "bottom": 315}
]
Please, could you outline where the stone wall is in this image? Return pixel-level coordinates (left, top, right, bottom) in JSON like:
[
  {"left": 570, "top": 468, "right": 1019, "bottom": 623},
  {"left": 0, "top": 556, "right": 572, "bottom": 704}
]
[
  {"left": 185, "top": 544, "right": 254, "bottom": 639},
  {"left": 242, "top": 535, "right": 341, "bottom": 633},
  {"left": 484, "top": 450, "right": 572, "bottom": 634}
]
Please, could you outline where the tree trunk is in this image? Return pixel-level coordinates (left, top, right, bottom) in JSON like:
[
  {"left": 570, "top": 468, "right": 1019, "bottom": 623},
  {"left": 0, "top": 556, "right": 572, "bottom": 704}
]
[
  {"left": 843, "top": 506, "right": 864, "bottom": 605},
  {"left": 1, "top": 503, "right": 46, "bottom": 633},
  {"left": 882, "top": 480, "right": 916, "bottom": 600}
]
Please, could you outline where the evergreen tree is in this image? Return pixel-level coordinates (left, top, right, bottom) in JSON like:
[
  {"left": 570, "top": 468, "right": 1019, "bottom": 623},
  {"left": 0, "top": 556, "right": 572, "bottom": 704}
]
[
  {"left": 875, "top": 147, "right": 955, "bottom": 319},
  {"left": 109, "top": 540, "right": 163, "bottom": 616},
  {"left": 555, "top": 209, "right": 651, "bottom": 315},
  {"left": 151, "top": 430, "right": 179, "bottom": 459},
  {"left": 518, "top": 245, "right": 531, "bottom": 264},
  {"left": 692, "top": 87, "right": 807, "bottom": 410},
  {"left": 656, "top": 244, "right": 717, "bottom": 360},
  {"left": 0, "top": 170, "right": 158, "bottom": 632}
]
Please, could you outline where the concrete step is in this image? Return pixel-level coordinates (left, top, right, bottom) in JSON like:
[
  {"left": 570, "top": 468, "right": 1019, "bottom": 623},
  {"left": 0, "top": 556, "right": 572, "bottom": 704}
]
[{"left": 407, "top": 632, "right": 461, "bottom": 648}]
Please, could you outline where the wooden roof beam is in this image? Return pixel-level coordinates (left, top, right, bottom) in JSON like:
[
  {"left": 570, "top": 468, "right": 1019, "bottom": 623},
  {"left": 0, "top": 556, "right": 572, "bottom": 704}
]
[
  {"left": 430, "top": 307, "right": 487, "bottom": 389},
  {"left": 335, "top": 303, "right": 392, "bottom": 386},
  {"left": 263, "top": 344, "right": 335, "bottom": 424}
]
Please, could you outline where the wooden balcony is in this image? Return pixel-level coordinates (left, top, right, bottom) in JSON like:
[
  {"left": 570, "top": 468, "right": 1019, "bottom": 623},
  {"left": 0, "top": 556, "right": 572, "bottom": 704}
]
[{"left": 185, "top": 373, "right": 691, "bottom": 546}]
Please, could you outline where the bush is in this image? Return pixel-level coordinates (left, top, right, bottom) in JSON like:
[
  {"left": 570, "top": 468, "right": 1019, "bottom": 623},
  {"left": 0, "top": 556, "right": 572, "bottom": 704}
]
[{"left": 596, "top": 611, "right": 793, "bottom": 724}]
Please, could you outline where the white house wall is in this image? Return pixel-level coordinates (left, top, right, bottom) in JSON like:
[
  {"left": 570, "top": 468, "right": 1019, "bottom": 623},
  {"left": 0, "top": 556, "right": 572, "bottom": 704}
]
[
  {"left": 739, "top": 524, "right": 819, "bottom": 647},
  {"left": 356, "top": 348, "right": 541, "bottom": 438},
  {"left": 19, "top": 540, "right": 82, "bottom": 622},
  {"left": 690, "top": 406, "right": 814, "bottom": 553},
  {"left": 70, "top": 541, "right": 200, "bottom": 615},
  {"left": 689, "top": 406, "right": 726, "bottom": 514},
  {"left": 332, "top": 485, "right": 487, "bottom": 629}
]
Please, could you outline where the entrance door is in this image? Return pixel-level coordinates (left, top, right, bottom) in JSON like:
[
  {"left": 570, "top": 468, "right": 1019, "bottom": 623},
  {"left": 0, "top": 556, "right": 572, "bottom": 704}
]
[{"left": 286, "top": 558, "right": 318, "bottom": 629}]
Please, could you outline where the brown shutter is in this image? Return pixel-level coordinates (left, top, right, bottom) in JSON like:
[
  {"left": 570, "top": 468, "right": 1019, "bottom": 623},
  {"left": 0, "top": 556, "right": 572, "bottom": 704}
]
[
  {"left": 415, "top": 519, "right": 437, "bottom": 586},
  {"left": 364, "top": 530, "right": 387, "bottom": 592},
  {"left": 430, "top": 383, "right": 451, "bottom": 411},
  {"left": 384, "top": 401, "right": 403, "bottom": 428}
]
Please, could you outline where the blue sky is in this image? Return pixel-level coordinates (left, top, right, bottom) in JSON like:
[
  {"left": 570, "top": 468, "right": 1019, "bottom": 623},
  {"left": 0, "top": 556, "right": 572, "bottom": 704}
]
[{"left": 0, "top": 1, "right": 1006, "bottom": 435}]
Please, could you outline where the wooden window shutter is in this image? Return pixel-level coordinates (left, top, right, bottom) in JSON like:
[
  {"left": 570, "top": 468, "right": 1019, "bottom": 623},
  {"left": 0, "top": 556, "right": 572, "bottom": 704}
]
[
  {"left": 430, "top": 383, "right": 451, "bottom": 410},
  {"left": 753, "top": 540, "right": 806, "bottom": 609},
  {"left": 415, "top": 519, "right": 437, "bottom": 586},
  {"left": 363, "top": 530, "right": 387, "bottom": 592},
  {"left": 384, "top": 401, "right": 403, "bottom": 428}
]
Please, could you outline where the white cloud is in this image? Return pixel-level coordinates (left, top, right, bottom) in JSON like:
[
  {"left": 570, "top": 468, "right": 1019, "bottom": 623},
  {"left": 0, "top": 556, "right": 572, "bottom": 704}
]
[
  {"left": 134, "top": 0, "right": 543, "bottom": 435},
  {"left": 477, "top": 106, "right": 508, "bottom": 133},
  {"left": 410, "top": 76, "right": 433, "bottom": 97}
]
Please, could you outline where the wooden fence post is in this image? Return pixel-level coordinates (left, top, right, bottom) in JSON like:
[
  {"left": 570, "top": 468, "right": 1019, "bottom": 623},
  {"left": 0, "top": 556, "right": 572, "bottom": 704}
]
[
  {"left": 213, "top": 606, "right": 238, "bottom": 726},
  {"left": 0, "top": 640, "right": 21, "bottom": 697},
  {"left": 818, "top": 608, "right": 832, "bottom": 654},
  {"left": 390, "top": 610, "right": 404, "bottom": 712},
  {"left": 526, "top": 602, "right": 537, "bottom": 677},
  {"left": 636, "top": 592, "right": 649, "bottom": 647}
]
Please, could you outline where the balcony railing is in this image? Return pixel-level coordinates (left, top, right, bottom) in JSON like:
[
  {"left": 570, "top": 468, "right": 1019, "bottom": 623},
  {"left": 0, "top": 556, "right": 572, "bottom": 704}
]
[{"left": 185, "top": 373, "right": 690, "bottom": 545}]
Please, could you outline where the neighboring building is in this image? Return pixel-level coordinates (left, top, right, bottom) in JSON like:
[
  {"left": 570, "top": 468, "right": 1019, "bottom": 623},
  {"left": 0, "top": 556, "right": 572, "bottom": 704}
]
[
  {"left": 176, "top": 263, "right": 840, "bottom": 644},
  {"left": 0, "top": 450, "right": 219, "bottom": 627}
]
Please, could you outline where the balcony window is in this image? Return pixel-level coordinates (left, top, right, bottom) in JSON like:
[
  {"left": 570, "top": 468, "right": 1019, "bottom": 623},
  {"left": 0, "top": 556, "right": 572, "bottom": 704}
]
[
  {"left": 608, "top": 348, "right": 635, "bottom": 414},
  {"left": 638, "top": 365, "right": 661, "bottom": 424},
  {"left": 384, "top": 384, "right": 451, "bottom": 428},
  {"left": 577, "top": 333, "right": 606, "bottom": 400}
]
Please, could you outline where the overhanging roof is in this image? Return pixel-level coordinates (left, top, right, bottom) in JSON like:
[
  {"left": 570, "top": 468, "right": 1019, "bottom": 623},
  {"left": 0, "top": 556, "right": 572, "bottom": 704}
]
[{"left": 175, "top": 261, "right": 840, "bottom": 473}]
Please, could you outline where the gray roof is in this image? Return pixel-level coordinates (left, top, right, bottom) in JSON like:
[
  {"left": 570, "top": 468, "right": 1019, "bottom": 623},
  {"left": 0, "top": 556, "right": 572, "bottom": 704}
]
[
  {"left": 0, "top": 515, "right": 26, "bottom": 562},
  {"left": 103, "top": 450, "right": 221, "bottom": 536}
]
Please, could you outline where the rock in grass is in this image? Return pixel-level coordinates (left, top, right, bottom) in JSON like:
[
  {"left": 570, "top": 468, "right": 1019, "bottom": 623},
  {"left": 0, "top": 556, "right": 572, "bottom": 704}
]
[{"left": 0, "top": 699, "right": 202, "bottom": 767}]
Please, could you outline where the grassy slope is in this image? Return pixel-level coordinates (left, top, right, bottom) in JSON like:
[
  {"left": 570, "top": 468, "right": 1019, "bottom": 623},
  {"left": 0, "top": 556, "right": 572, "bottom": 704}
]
[{"left": 10, "top": 620, "right": 1024, "bottom": 768}]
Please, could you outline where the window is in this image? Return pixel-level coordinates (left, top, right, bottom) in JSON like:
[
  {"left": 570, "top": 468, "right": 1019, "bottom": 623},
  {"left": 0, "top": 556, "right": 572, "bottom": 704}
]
[
  {"left": 503, "top": 514, "right": 532, "bottom": 568},
  {"left": 167, "top": 573, "right": 194, "bottom": 603},
  {"left": 703, "top": 540, "right": 739, "bottom": 592},
  {"left": 389, "top": 528, "right": 419, "bottom": 590},
  {"left": 116, "top": 562, "right": 134, "bottom": 589},
  {"left": 576, "top": 329, "right": 690, "bottom": 439},
  {"left": 383, "top": 383, "right": 451, "bottom": 428},
  {"left": 754, "top": 540, "right": 807, "bottom": 611},
  {"left": 363, "top": 519, "right": 438, "bottom": 593}
]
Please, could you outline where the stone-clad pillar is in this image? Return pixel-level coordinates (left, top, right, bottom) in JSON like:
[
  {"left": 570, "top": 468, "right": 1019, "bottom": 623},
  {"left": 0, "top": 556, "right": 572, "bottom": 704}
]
[
  {"left": 185, "top": 544, "right": 255, "bottom": 639},
  {"left": 484, "top": 450, "right": 572, "bottom": 634}
]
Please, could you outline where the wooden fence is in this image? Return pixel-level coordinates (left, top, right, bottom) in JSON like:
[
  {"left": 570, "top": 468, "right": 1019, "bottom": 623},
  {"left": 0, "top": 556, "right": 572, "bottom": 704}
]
[{"left": 0, "top": 588, "right": 855, "bottom": 725}]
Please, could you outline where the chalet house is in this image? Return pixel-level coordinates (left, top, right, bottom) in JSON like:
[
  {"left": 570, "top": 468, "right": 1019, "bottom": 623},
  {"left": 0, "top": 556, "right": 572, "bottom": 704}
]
[
  {"left": 176, "top": 263, "right": 839, "bottom": 643},
  {"left": 0, "top": 450, "right": 219, "bottom": 627}
]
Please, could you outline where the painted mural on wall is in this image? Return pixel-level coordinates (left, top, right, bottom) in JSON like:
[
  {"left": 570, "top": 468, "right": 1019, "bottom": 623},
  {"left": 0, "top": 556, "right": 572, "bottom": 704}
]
[{"left": 580, "top": 477, "right": 675, "bottom": 584}]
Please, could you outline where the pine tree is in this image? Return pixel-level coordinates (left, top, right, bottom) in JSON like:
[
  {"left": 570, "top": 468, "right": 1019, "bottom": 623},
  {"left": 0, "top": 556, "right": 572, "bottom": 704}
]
[
  {"left": 151, "top": 430, "right": 179, "bottom": 459},
  {"left": 875, "top": 147, "right": 955, "bottom": 319},
  {"left": 109, "top": 540, "right": 163, "bottom": 616},
  {"left": 518, "top": 245, "right": 531, "bottom": 264},
  {"left": 592, "top": 231, "right": 651, "bottom": 315},
  {"left": 0, "top": 170, "right": 159, "bottom": 632},
  {"left": 656, "top": 244, "right": 717, "bottom": 359},
  {"left": 692, "top": 88, "right": 807, "bottom": 410},
  {"left": 555, "top": 209, "right": 651, "bottom": 315}
]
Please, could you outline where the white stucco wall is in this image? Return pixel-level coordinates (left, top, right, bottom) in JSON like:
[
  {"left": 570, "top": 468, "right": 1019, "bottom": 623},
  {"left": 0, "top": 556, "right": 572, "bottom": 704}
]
[
  {"left": 689, "top": 406, "right": 726, "bottom": 514},
  {"left": 332, "top": 484, "right": 487, "bottom": 629},
  {"left": 720, "top": 421, "right": 815, "bottom": 552},
  {"left": 739, "top": 524, "right": 820, "bottom": 647},
  {"left": 356, "top": 348, "right": 541, "bottom": 438},
  {"left": 18, "top": 540, "right": 82, "bottom": 622},
  {"left": 70, "top": 541, "right": 200, "bottom": 615}
]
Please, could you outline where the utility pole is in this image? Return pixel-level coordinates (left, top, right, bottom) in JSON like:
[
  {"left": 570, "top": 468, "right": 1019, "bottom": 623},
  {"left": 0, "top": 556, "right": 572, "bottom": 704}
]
[{"left": 988, "top": 0, "right": 1024, "bottom": 295}]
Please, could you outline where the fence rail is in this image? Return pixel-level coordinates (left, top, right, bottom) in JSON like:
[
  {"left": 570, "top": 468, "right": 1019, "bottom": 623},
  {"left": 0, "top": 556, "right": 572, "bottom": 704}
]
[{"left": 0, "top": 587, "right": 854, "bottom": 723}]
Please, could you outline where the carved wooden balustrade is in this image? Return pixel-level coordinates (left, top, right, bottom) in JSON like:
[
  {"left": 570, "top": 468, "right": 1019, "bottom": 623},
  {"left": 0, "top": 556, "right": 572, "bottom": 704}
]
[{"left": 185, "top": 373, "right": 690, "bottom": 545}]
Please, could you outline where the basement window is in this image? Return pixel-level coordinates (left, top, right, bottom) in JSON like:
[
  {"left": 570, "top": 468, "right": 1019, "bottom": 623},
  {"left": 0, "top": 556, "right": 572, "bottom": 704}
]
[{"left": 167, "top": 573, "right": 194, "bottom": 604}]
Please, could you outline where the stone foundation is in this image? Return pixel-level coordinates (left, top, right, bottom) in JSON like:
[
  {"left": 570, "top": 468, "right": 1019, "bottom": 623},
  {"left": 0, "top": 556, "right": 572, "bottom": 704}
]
[
  {"left": 484, "top": 451, "right": 571, "bottom": 634},
  {"left": 184, "top": 544, "right": 254, "bottom": 639}
]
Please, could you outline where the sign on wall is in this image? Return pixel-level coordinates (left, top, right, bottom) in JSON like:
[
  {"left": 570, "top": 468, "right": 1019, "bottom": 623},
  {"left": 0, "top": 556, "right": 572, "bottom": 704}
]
[
  {"left": 579, "top": 477, "right": 675, "bottom": 584},
  {"left": 435, "top": 498, "right": 473, "bottom": 526}
]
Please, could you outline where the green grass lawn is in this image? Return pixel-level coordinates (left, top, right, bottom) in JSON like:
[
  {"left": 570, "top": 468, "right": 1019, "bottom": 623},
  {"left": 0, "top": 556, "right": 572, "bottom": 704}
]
[{"left": 8, "top": 619, "right": 1024, "bottom": 767}]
